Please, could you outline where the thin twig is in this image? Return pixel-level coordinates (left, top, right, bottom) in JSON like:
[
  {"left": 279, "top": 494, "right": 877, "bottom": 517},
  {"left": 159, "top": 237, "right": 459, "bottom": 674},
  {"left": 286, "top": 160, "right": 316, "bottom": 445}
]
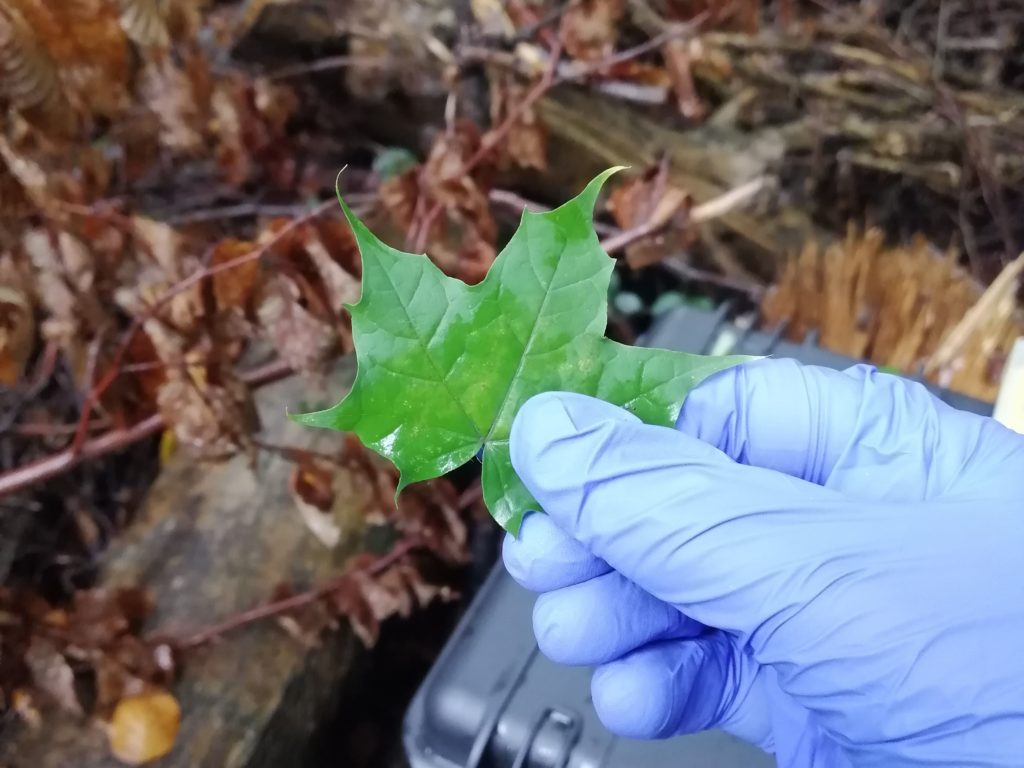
[
  {"left": 600, "top": 216, "right": 668, "bottom": 255},
  {"left": 67, "top": 200, "right": 335, "bottom": 458},
  {"left": 662, "top": 256, "right": 765, "bottom": 297},
  {"left": 600, "top": 177, "right": 768, "bottom": 255},
  {"left": 488, "top": 188, "right": 618, "bottom": 236},
  {"left": 410, "top": 36, "right": 564, "bottom": 253},
  {"left": 419, "top": 18, "right": 707, "bottom": 254},
  {"left": 690, "top": 177, "right": 768, "bottom": 223},
  {"left": 12, "top": 417, "right": 112, "bottom": 438},
  {"left": 166, "top": 198, "right": 372, "bottom": 225},
  {"left": 0, "top": 359, "right": 293, "bottom": 499},
  {"left": 555, "top": 13, "right": 708, "bottom": 84},
  {"left": 508, "top": 0, "right": 578, "bottom": 44},
  {"left": 0, "top": 340, "right": 59, "bottom": 434},
  {"left": 0, "top": 415, "right": 165, "bottom": 499},
  {"left": 266, "top": 55, "right": 392, "bottom": 81},
  {"left": 153, "top": 536, "right": 424, "bottom": 651}
]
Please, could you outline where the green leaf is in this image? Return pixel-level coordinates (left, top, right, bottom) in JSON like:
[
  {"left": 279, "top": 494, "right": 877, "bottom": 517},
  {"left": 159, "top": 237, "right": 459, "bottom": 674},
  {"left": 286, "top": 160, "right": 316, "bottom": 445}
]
[{"left": 292, "top": 169, "right": 750, "bottom": 535}]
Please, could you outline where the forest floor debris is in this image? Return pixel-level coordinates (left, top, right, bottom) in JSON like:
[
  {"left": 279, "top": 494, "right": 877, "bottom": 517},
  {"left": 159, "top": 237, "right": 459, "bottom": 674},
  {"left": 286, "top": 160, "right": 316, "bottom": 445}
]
[{"left": 0, "top": 0, "right": 1022, "bottom": 762}]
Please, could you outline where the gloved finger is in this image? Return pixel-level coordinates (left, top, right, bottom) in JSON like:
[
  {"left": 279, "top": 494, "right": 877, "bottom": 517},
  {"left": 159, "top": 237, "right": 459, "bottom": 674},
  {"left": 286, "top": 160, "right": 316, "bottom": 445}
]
[
  {"left": 510, "top": 392, "right": 866, "bottom": 637},
  {"left": 532, "top": 571, "right": 703, "bottom": 666},
  {"left": 591, "top": 633, "right": 772, "bottom": 750},
  {"left": 503, "top": 511, "right": 609, "bottom": 592},
  {"left": 676, "top": 358, "right": 1001, "bottom": 501}
]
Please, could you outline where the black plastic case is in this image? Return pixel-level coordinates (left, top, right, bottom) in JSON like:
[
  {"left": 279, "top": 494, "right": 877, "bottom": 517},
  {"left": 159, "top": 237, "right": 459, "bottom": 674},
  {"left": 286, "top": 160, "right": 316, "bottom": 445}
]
[{"left": 404, "top": 306, "right": 992, "bottom": 768}]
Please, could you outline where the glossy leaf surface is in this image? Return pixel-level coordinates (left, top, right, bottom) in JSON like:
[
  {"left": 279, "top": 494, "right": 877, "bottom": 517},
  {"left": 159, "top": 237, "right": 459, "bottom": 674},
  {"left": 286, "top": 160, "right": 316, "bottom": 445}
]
[{"left": 292, "top": 169, "right": 747, "bottom": 534}]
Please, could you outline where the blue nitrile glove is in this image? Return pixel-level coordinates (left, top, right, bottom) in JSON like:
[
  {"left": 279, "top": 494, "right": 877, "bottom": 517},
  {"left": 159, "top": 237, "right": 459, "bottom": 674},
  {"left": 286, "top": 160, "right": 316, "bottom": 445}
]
[{"left": 502, "top": 359, "right": 1024, "bottom": 768}]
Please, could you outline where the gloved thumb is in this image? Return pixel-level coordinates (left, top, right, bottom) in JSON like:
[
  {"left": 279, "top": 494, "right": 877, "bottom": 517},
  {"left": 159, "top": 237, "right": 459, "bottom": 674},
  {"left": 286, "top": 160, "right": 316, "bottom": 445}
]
[{"left": 510, "top": 391, "right": 870, "bottom": 641}]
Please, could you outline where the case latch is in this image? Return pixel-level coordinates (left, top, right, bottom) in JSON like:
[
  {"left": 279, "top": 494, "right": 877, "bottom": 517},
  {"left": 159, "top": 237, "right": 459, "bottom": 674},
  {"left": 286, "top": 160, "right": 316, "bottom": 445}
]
[{"left": 511, "top": 707, "right": 582, "bottom": 768}]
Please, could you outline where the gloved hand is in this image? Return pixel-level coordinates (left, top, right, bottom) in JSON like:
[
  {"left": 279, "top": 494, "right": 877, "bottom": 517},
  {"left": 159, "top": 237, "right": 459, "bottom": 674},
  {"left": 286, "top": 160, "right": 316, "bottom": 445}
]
[{"left": 502, "top": 359, "right": 1024, "bottom": 768}]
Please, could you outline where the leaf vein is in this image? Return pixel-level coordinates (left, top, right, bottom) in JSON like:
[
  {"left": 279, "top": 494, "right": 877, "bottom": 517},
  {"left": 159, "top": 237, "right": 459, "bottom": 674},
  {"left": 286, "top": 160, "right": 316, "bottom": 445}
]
[
  {"left": 484, "top": 229, "right": 571, "bottom": 443},
  {"left": 379, "top": 260, "right": 482, "bottom": 438}
]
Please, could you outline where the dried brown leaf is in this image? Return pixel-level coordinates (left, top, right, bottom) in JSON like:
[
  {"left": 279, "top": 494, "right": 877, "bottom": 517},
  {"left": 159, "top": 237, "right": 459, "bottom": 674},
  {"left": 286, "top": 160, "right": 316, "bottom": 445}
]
[
  {"left": 378, "top": 168, "right": 420, "bottom": 234},
  {"left": 663, "top": 38, "right": 704, "bottom": 120},
  {"left": 560, "top": 0, "right": 624, "bottom": 62},
  {"left": 211, "top": 75, "right": 298, "bottom": 188},
  {"left": 302, "top": 232, "right": 360, "bottom": 313},
  {"left": 413, "top": 121, "right": 499, "bottom": 279},
  {"left": 256, "top": 275, "right": 337, "bottom": 375},
  {"left": 15, "top": 0, "right": 130, "bottom": 118},
  {"left": 125, "top": 330, "right": 166, "bottom": 409},
  {"left": 358, "top": 570, "right": 413, "bottom": 621},
  {"left": 0, "top": 154, "right": 33, "bottom": 222},
  {"left": 0, "top": 0, "right": 78, "bottom": 138},
  {"left": 312, "top": 216, "right": 362, "bottom": 278},
  {"left": 157, "top": 363, "right": 256, "bottom": 458},
  {"left": 118, "top": 0, "right": 170, "bottom": 48},
  {"left": 488, "top": 71, "right": 547, "bottom": 171},
  {"left": 423, "top": 121, "right": 496, "bottom": 239},
  {"left": 22, "top": 226, "right": 116, "bottom": 389},
  {"left": 210, "top": 238, "right": 261, "bottom": 312},
  {"left": 606, "top": 168, "right": 694, "bottom": 268},
  {"left": 262, "top": 218, "right": 356, "bottom": 321},
  {"left": 0, "top": 258, "right": 34, "bottom": 385},
  {"left": 95, "top": 657, "right": 135, "bottom": 711},
  {"left": 127, "top": 217, "right": 211, "bottom": 348},
  {"left": 397, "top": 482, "right": 469, "bottom": 564},
  {"left": 138, "top": 57, "right": 205, "bottom": 153},
  {"left": 328, "top": 579, "right": 379, "bottom": 647},
  {"left": 67, "top": 588, "right": 132, "bottom": 648},
  {"left": 289, "top": 459, "right": 342, "bottom": 548},
  {"left": 132, "top": 216, "right": 184, "bottom": 277},
  {"left": 23, "top": 638, "right": 82, "bottom": 715}
]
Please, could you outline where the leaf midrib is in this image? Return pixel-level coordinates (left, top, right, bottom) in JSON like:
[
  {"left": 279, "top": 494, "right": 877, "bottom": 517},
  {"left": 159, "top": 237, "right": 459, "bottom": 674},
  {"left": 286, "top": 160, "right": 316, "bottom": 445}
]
[{"left": 483, "top": 227, "right": 566, "bottom": 445}]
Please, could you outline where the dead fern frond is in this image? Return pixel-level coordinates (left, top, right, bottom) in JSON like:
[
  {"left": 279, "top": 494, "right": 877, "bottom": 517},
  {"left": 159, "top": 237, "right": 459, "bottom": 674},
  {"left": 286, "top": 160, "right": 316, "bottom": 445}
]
[
  {"left": 119, "top": 0, "right": 171, "bottom": 48},
  {"left": 761, "top": 227, "right": 1023, "bottom": 401},
  {"left": 13, "top": 0, "right": 130, "bottom": 117},
  {"left": 0, "top": 0, "right": 76, "bottom": 138},
  {"left": 0, "top": 154, "right": 31, "bottom": 220}
]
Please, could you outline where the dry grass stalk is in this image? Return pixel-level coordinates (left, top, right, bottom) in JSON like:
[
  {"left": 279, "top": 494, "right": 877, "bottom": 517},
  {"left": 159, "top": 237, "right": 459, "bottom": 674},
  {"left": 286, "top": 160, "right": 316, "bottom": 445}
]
[{"left": 761, "top": 227, "right": 1023, "bottom": 401}]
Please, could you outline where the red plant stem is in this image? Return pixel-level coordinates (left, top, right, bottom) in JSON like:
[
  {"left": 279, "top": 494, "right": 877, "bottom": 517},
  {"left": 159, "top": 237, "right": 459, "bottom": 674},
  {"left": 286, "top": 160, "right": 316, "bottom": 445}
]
[
  {"left": 410, "top": 37, "right": 564, "bottom": 253},
  {"left": 155, "top": 536, "right": 424, "bottom": 651},
  {"left": 67, "top": 200, "right": 336, "bottom": 457},
  {"left": 410, "top": 15, "right": 708, "bottom": 255},
  {"left": 599, "top": 218, "right": 667, "bottom": 256},
  {"left": 13, "top": 418, "right": 112, "bottom": 437},
  {"left": 0, "top": 359, "right": 293, "bottom": 499},
  {"left": 555, "top": 14, "right": 709, "bottom": 84}
]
